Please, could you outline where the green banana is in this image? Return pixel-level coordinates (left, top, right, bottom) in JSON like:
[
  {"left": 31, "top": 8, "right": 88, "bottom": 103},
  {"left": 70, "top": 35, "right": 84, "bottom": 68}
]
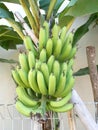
[
  {"left": 43, "top": 21, "right": 49, "bottom": 41},
  {"left": 47, "top": 103, "right": 73, "bottom": 113},
  {"left": 54, "top": 72, "right": 66, "bottom": 97},
  {"left": 19, "top": 53, "right": 29, "bottom": 72},
  {"left": 60, "top": 76, "right": 75, "bottom": 97},
  {"left": 67, "top": 46, "right": 77, "bottom": 60},
  {"left": 60, "top": 62, "right": 67, "bottom": 74},
  {"left": 59, "top": 32, "right": 73, "bottom": 61},
  {"left": 66, "top": 68, "right": 73, "bottom": 81},
  {"left": 53, "top": 38, "right": 62, "bottom": 58},
  {"left": 39, "top": 48, "right": 47, "bottom": 62},
  {"left": 40, "top": 62, "right": 49, "bottom": 85},
  {"left": 15, "top": 100, "right": 40, "bottom": 117},
  {"left": 39, "top": 27, "right": 46, "bottom": 51},
  {"left": 48, "top": 73, "right": 56, "bottom": 96},
  {"left": 11, "top": 69, "right": 25, "bottom": 87},
  {"left": 60, "top": 26, "right": 67, "bottom": 44},
  {"left": 35, "top": 60, "right": 41, "bottom": 70},
  {"left": 16, "top": 86, "right": 38, "bottom": 107},
  {"left": 37, "top": 70, "right": 48, "bottom": 95},
  {"left": 67, "top": 58, "right": 74, "bottom": 73},
  {"left": 17, "top": 68, "right": 30, "bottom": 87},
  {"left": 59, "top": 43, "right": 72, "bottom": 62},
  {"left": 26, "top": 88, "right": 37, "bottom": 99},
  {"left": 28, "top": 69, "right": 41, "bottom": 93},
  {"left": 47, "top": 55, "right": 55, "bottom": 73},
  {"left": 46, "top": 38, "right": 53, "bottom": 58},
  {"left": 24, "top": 36, "right": 38, "bottom": 57},
  {"left": 28, "top": 51, "right": 36, "bottom": 69},
  {"left": 52, "top": 60, "right": 60, "bottom": 83},
  {"left": 49, "top": 92, "right": 72, "bottom": 107},
  {"left": 52, "top": 24, "right": 60, "bottom": 49}
]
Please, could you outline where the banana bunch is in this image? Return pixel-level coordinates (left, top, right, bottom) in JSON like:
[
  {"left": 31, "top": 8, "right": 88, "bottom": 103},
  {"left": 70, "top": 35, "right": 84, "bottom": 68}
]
[
  {"left": 38, "top": 21, "right": 77, "bottom": 62},
  {"left": 12, "top": 21, "right": 76, "bottom": 118}
]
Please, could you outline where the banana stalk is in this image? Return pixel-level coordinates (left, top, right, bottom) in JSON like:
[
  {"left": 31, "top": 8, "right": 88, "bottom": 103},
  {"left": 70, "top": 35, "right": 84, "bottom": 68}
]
[
  {"left": 46, "top": 0, "right": 57, "bottom": 20},
  {"left": 19, "top": 0, "right": 38, "bottom": 37}
]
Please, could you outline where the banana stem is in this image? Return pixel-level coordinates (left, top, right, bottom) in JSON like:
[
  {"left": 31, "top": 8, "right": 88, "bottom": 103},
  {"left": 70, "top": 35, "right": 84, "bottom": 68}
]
[
  {"left": 28, "top": 0, "right": 40, "bottom": 30},
  {"left": 46, "top": 0, "right": 57, "bottom": 21},
  {"left": 7, "top": 19, "right": 24, "bottom": 40},
  {"left": 41, "top": 95, "right": 47, "bottom": 118},
  {"left": 19, "top": 0, "right": 38, "bottom": 37}
]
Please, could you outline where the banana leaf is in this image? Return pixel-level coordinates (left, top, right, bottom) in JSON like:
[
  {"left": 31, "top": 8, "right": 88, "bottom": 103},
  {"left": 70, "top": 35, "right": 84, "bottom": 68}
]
[
  {"left": 74, "top": 65, "right": 98, "bottom": 76},
  {"left": 0, "top": 58, "right": 18, "bottom": 64}
]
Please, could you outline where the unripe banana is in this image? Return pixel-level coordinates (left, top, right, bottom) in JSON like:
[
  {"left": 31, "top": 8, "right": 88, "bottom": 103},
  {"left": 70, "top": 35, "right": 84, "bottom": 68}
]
[
  {"left": 16, "top": 86, "right": 38, "bottom": 107},
  {"left": 49, "top": 92, "right": 72, "bottom": 107},
  {"left": 37, "top": 70, "right": 48, "bottom": 95},
  {"left": 53, "top": 38, "right": 62, "bottom": 58},
  {"left": 15, "top": 100, "right": 40, "bottom": 117},
  {"left": 11, "top": 69, "right": 25, "bottom": 87},
  {"left": 48, "top": 103, "right": 73, "bottom": 113},
  {"left": 28, "top": 69, "right": 41, "bottom": 93},
  {"left": 66, "top": 68, "right": 73, "bottom": 81},
  {"left": 67, "top": 58, "right": 74, "bottom": 73},
  {"left": 43, "top": 21, "right": 49, "bottom": 41},
  {"left": 40, "top": 62, "right": 49, "bottom": 85},
  {"left": 52, "top": 60, "right": 60, "bottom": 83},
  {"left": 60, "top": 26, "right": 67, "bottom": 44},
  {"left": 52, "top": 24, "right": 60, "bottom": 49},
  {"left": 59, "top": 43, "right": 72, "bottom": 62},
  {"left": 54, "top": 72, "right": 66, "bottom": 97},
  {"left": 28, "top": 51, "right": 36, "bottom": 69},
  {"left": 19, "top": 53, "right": 29, "bottom": 72},
  {"left": 39, "top": 27, "right": 46, "bottom": 51},
  {"left": 60, "top": 62, "right": 67, "bottom": 74},
  {"left": 17, "top": 68, "right": 30, "bottom": 87},
  {"left": 26, "top": 88, "right": 37, "bottom": 99},
  {"left": 39, "top": 48, "right": 47, "bottom": 62},
  {"left": 61, "top": 76, "right": 75, "bottom": 97},
  {"left": 46, "top": 38, "right": 53, "bottom": 58},
  {"left": 67, "top": 46, "right": 77, "bottom": 60},
  {"left": 48, "top": 73, "right": 56, "bottom": 96},
  {"left": 24, "top": 36, "right": 38, "bottom": 57},
  {"left": 59, "top": 32, "right": 73, "bottom": 62},
  {"left": 47, "top": 55, "right": 55, "bottom": 73},
  {"left": 35, "top": 60, "right": 41, "bottom": 70}
]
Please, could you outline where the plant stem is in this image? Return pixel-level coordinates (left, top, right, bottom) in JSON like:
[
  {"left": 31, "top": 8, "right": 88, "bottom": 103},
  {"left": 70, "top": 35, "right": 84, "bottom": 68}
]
[
  {"left": 19, "top": 0, "right": 38, "bottom": 37},
  {"left": 7, "top": 19, "right": 24, "bottom": 40},
  {"left": 46, "top": 0, "right": 57, "bottom": 21},
  {"left": 28, "top": 0, "right": 40, "bottom": 30}
]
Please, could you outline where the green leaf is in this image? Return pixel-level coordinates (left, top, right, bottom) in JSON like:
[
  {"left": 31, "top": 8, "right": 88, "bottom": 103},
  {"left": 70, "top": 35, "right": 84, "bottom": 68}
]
[
  {"left": 39, "top": 0, "right": 64, "bottom": 15},
  {"left": 74, "top": 65, "right": 98, "bottom": 76},
  {"left": 74, "top": 67, "right": 90, "bottom": 76},
  {"left": 0, "top": 3, "right": 14, "bottom": 19},
  {"left": 72, "top": 13, "right": 98, "bottom": 46},
  {"left": 0, "top": 58, "right": 18, "bottom": 64},
  {"left": 59, "top": 15, "right": 74, "bottom": 28},
  {"left": 0, "top": 25, "right": 23, "bottom": 50},
  {"left": 0, "top": 0, "right": 19, "bottom": 4},
  {"left": 65, "top": 0, "right": 98, "bottom": 17},
  {"left": 58, "top": 0, "right": 77, "bottom": 27}
]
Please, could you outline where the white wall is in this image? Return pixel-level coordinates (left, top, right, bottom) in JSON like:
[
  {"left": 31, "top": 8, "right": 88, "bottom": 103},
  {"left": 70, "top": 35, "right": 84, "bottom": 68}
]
[{"left": 0, "top": 2, "right": 98, "bottom": 130}]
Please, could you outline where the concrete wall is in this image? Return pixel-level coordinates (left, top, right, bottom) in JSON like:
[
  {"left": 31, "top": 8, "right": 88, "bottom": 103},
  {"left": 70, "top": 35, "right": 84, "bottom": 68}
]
[{"left": 0, "top": 1, "right": 98, "bottom": 130}]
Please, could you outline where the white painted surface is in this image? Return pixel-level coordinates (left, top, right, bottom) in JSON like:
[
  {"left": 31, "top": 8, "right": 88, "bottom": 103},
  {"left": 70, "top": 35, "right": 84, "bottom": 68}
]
[{"left": 0, "top": 1, "right": 98, "bottom": 130}]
